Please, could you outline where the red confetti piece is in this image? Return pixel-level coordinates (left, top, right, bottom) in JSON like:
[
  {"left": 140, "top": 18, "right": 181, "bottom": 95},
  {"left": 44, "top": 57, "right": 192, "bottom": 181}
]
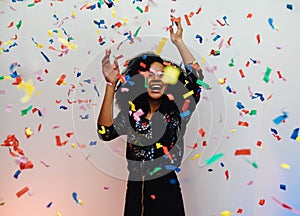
[
  {"left": 259, "top": 199, "right": 265, "bottom": 206},
  {"left": 239, "top": 69, "right": 245, "bottom": 78},
  {"left": 198, "top": 128, "right": 205, "bottom": 137},
  {"left": 235, "top": 149, "right": 251, "bottom": 156},
  {"left": 150, "top": 194, "right": 156, "bottom": 200},
  {"left": 195, "top": 7, "right": 202, "bottom": 14},
  {"left": 202, "top": 140, "right": 207, "bottom": 146},
  {"left": 55, "top": 135, "right": 68, "bottom": 146},
  {"left": 16, "top": 186, "right": 29, "bottom": 198},
  {"left": 66, "top": 131, "right": 74, "bottom": 138},
  {"left": 7, "top": 21, "right": 14, "bottom": 28},
  {"left": 56, "top": 74, "right": 66, "bottom": 86},
  {"left": 184, "top": 14, "right": 191, "bottom": 26},
  {"left": 216, "top": 19, "right": 226, "bottom": 26},
  {"left": 227, "top": 36, "right": 233, "bottom": 46},
  {"left": 256, "top": 140, "right": 262, "bottom": 147},
  {"left": 247, "top": 13, "right": 253, "bottom": 18},
  {"left": 245, "top": 61, "right": 250, "bottom": 67},
  {"left": 256, "top": 34, "right": 261, "bottom": 44},
  {"left": 237, "top": 208, "right": 243, "bottom": 213},
  {"left": 238, "top": 121, "right": 249, "bottom": 127},
  {"left": 225, "top": 169, "right": 229, "bottom": 180}
]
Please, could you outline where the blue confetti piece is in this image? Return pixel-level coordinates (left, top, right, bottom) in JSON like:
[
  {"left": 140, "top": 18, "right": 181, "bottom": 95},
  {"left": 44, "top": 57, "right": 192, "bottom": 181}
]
[
  {"left": 213, "top": 34, "right": 221, "bottom": 42},
  {"left": 273, "top": 112, "right": 288, "bottom": 125},
  {"left": 169, "top": 178, "right": 178, "bottom": 184},
  {"left": 79, "top": 114, "right": 89, "bottom": 119},
  {"left": 59, "top": 105, "right": 68, "bottom": 110},
  {"left": 226, "top": 85, "right": 232, "bottom": 93},
  {"left": 236, "top": 101, "right": 245, "bottom": 110},
  {"left": 89, "top": 141, "right": 97, "bottom": 146},
  {"left": 40, "top": 51, "right": 51, "bottom": 62},
  {"left": 252, "top": 93, "right": 265, "bottom": 101},
  {"left": 46, "top": 202, "right": 53, "bottom": 208},
  {"left": 76, "top": 72, "right": 81, "bottom": 78},
  {"left": 195, "top": 34, "right": 203, "bottom": 43},
  {"left": 286, "top": 4, "right": 293, "bottom": 10},
  {"left": 268, "top": 18, "right": 275, "bottom": 30},
  {"left": 72, "top": 192, "right": 79, "bottom": 204},
  {"left": 290, "top": 128, "right": 299, "bottom": 140},
  {"left": 179, "top": 110, "right": 190, "bottom": 118},
  {"left": 94, "top": 84, "right": 100, "bottom": 97},
  {"left": 271, "top": 128, "right": 278, "bottom": 135},
  {"left": 280, "top": 184, "right": 286, "bottom": 191},
  {"left": 13, "top": 170, "right": 21, "bottom": 179}
]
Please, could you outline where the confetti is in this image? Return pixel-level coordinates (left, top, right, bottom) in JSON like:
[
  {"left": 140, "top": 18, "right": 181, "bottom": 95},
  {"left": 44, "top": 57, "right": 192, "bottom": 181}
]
[
  {"left": 263, "top": 67, "right": 272, "bottom": 83},
  {"left": 286, "top": 4, "right": 293, "bottom": 10},
  {"left": 235, "top": 149, "right": 251, "bottom": 156},
  {"left": 238, "top": 121, "right": 249, "bottom": 127},
  {"left": 205, "top": 153, "right": 224, "bottom": 165},
  {"left": 259, "top": 199, "right": 265, "bottom": 206},
  {"left": 16, "top": 186, "right": 29, "bottom": 198},
  {"left": 13, "top": 170, "right": 21, "bottom": 179},
  {"left": 256, "top": 34, "right": 261, "bottom": 44},
  {"left": 198, "top": 128, "right": 205, "bottom": 137},
  {"left": 290, "top": 128, "right": 299, "bottom": 140},
  {"left": 272, "top": 197, "right": 300, "bottom": 214},
  {"left": 273, "top": 111, "right": 288, "bottom": 125},
  {"left": 281, "top": 163, "right": 290, "bottom": 170},
  {"left": 221, "top": 210, "right": 233, "bottom": 216},
  {"left": 195, "top": 34, "right": 203, "bottom": 43},
  {"left": 154, "top": 37, "right": 167, "bottom": 55}
]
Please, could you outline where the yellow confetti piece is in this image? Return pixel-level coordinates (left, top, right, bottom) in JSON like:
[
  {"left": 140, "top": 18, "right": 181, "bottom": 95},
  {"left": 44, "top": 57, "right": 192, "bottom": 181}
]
[
  {"left": 200, "top": 57, "right": 206, "bottom": 65},
  {"left": 48, "top": 30, "right": 53, "bottom": 37},
  {"left": 229, "top": 129, "right": 237, "bottom": 133},
  {"left": 36, "top": 91, "right": 41, "bottom": 95},
  {"left": 128, "top": 101, "right": 136, "bottom": 111},
  {"left": 71, "top": 143, "right": 76, "bottom": 149},
  {"left": 36, "top": 43, "right": 43, "bottom": 48},
  {"left": 281, "top": 163, "right": 290, "bottom": 170},
  {"left": 58, "top": 37, "right": 77, "bottom": 50},
  {"left": 155, "top": 37, "right": 167, "bottom": 55},
  {"left": 5, "top": 41, "right": 13, "bottom": 45},
  {"left": 98, "top": 126, "right": 106, "bottom": 135},
  {"left": 78, "top": 199, "right": 83, "bottom": 205},
  {"left": 111, "top": 8, "right": 116, "bottom": 18},
  {"left": 25, "top": 127, "right": 33, "bottom": 137},
  {"left": 156, "top": 143, "right": 162, "bottom": 149},
  {"left": 57, "top": 212, "right": 62, "bottom": 216},
  {"left": 183, "top": 90, "right": 194, "bottom": 99},
  {"left": 71, "top": 9, "right": 77, "bottom": 18},
  {"left": 221, "top": 210, "right": 233, "bottom": 216},
  {"left": 218, "top": 78, "right": 226, "bottom": 84},
  {"left": 96, "top": 29, "right": 101, "bottom": 34},
  {"left": 4, "top": 75, "right": 12, "bottom": 80},
  {"left": 296, "top": 136, "right": 300, "bottom": 141},
  {"left": 190, "top": 153, "right": 201, "bottom": 160},
  {"left": 17, "top": 79, "right": 36, "bottom": 103}
]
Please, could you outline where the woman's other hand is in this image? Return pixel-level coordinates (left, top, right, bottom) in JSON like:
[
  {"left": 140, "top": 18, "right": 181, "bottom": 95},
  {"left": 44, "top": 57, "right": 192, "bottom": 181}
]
[
  {"left": 169, "top": 16, "right": 183, "bottom": 45},
  {"left": 101, "top": 49, "right": 119, "bottom": 85}
]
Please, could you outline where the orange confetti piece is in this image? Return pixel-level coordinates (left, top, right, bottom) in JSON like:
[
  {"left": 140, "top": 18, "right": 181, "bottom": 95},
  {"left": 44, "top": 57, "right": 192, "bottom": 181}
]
[
  {"left": 56, "top": 74, "right": 66, "bottom": 86},
  {"left": 16, "top": 186, "right": 29, "bottom": 198},
  {"left": 195, "top": 7, "right": 202, "bottom": 14},
  {"left": 245, "top": 61, "right": 250, "bottom": 67},
  {"left": 184, "top": 14, "right": 191, "bottom": 26},
  {"left": 162, "top": 146, "right": 172, "bottom": 161},
  {"left": 7, "top": 21, "right": 14, "bottom": 27}
]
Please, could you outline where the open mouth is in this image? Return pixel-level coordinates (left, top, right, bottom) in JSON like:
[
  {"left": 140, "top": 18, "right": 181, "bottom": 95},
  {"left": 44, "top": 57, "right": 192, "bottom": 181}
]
[{"left": 149, "top": 82, "right": 163, "bottom": 93}]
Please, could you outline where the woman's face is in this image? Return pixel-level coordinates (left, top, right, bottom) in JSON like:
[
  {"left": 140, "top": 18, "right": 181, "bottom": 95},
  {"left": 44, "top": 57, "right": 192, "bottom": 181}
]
[{"left": 147, "top": 62, "right": 167, "bottom": 100}]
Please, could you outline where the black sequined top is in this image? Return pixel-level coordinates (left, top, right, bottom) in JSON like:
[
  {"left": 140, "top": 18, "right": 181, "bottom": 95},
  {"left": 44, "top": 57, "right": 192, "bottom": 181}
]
[{"left": 97, "top": 63, "right": 203, "bottom": 180}]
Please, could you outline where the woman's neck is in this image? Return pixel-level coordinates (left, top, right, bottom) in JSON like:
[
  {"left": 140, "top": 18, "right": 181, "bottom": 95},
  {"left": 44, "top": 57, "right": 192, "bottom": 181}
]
[{"left": 146, "top": 98, "right": 162, "bottom": 120}]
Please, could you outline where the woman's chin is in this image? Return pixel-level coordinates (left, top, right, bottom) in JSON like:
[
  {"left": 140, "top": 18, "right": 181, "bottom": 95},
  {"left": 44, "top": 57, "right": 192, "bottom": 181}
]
[{"left": 148, "top": 91, "right": 164, "bottom": 100}]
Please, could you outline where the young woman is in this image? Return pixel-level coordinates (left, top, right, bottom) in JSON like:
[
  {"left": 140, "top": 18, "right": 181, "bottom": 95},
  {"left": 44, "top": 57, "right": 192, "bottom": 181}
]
[{"left": 97, "top": 18, "right": 204, "bottom": 216}]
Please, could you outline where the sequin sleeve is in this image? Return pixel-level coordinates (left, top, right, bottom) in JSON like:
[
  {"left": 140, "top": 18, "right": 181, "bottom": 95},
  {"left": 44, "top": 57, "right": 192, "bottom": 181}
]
[{"left": 97, "top": 111, "right": 127, "bottom": 141}]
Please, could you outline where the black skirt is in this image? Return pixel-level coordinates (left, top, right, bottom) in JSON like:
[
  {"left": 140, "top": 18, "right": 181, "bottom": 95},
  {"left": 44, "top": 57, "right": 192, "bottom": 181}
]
[{"left": 124, "top": 171, "right": 185, "bottom": 216}]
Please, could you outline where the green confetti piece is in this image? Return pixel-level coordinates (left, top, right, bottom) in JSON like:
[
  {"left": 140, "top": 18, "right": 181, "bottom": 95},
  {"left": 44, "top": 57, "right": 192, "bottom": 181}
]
[
  {"left": 0, "top": 76, "right": 5, "bottom": 80},
  {"left": 136, "top": 6, "right": 143, "bottom": 13},
  {"left": 149, "top": 167, "right": 162, "bottom": 176},
  {"left": 205, "top": 153, "right": 224, "bottom": 165},
  {"left": 243, "top": 157, "right": 258, "bottom": 169},
  {"left": 99, "top": 0, "right": 104, "bottom": 5},
  {"left": 27, "top": 3, "right": 35, "bottom": 7},
  {"left": 228, "top": 58, "right": 235, "bottom": 67},
  {"left": 21, "top": 105, "right": 33, "bottom": 116},
  {"left": 133, "top": 26, "right": 142, "bottom": 38},
  {"left": 16, "top": 20, "right": 22, "bottom": 30},
  {"left": 263, "top": 67, "right": 272, "bottom": 83},
  {"left": 196, "top": 79, "right": 210, "bottom": 89},
  {"left": 249, "top": 110, "right": 257, "bottom": 116}
]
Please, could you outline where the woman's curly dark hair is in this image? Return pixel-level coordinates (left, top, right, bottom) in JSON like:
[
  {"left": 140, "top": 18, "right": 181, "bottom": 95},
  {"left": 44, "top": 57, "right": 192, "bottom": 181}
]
[{"left": 114, "top": 52, "right": 197, "bottom": 117}]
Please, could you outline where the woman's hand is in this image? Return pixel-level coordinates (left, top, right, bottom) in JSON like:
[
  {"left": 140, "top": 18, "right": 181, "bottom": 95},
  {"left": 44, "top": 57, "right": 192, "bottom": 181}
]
[
  {"left": 101, "top": 49, "right": 119, "bottom": 85},
  {"left": 169, "top": 16, "right": 183, "bottom": 45}
]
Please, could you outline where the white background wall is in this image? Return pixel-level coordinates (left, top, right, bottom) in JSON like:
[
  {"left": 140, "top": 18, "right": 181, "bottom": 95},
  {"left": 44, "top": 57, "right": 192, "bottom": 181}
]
[{"left": 1, "top": 0, "right": 299, "bottom": 215}]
